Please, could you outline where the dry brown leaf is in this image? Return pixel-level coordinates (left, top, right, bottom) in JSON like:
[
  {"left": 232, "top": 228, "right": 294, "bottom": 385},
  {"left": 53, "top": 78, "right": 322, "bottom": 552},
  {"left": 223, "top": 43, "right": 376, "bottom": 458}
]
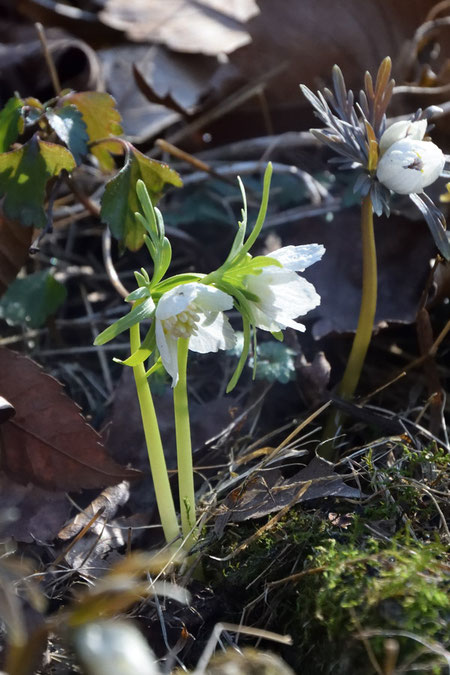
[
  {"left": 0, "top": 215, "right": 32, "bottom": 297},
  {"left": 230, "top": 0, "right": 440, "bottom": 110},
  {"left": 296, "top": 210, "right": 436, "bottom": 339},
  {"left": 214, "top": 457, "right": 363, "bottom": 533},
  {"left": 0, "top": 348, "right": 140, "bottom": 491},
  {"left": 0, "top": 474, "right": 71, "bottom": 543},
  {"left": 99, "top": 0, "right": 258, "bottom": 53}
]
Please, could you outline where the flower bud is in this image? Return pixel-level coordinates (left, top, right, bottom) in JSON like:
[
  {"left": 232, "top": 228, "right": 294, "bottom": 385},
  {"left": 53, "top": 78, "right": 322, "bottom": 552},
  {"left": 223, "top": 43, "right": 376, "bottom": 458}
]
[
  {"left": 379, "top": 119, "right": 427, "bottom": 154},
  {"left": 376, "top": 138, "right": 445, "bottom": 195}
]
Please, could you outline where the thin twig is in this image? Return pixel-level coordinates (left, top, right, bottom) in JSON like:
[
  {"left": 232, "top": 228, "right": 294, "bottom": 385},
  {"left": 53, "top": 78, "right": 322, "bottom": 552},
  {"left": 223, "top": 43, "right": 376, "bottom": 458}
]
[{"left": 35, "top": 22, "right": 61, "bottom": 96}]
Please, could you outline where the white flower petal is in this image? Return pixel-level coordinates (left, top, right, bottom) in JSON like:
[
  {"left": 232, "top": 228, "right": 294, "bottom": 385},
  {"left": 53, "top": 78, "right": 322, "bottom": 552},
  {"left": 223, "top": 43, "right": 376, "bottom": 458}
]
[
  {"left": 155, "top": 319, "right": 180, "bottom": 386},
  {"left": 193, "top": 284, "right": 234, "bottom": 312},
  {"left": 379, "top": 119, "right": 427, "bottom": 154},
  {"left": 155, "top": 283, "right": 200, "bottom": 320},
  {"left": 268, "top": 244, "right": 325, "bottom": 271},
  {"left": 376, "top": 138, "right": 445, "bottom": 194},
  {"left": 246, "top": 270, "right": 320, "bottom": 331},
  {"left": 189, "top": 312, "right": 236, "bottom": 353}
]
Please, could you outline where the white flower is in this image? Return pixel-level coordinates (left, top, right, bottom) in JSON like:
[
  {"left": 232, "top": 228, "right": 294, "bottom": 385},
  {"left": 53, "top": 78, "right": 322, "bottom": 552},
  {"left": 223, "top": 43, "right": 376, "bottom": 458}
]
[
  {"left": 376, "top": 137, "right": 445, "bottom": 195},
  {"left": 155, "top": 282, "right": 235, "bottom": 386},
  {"left": 243, "top": 244, "right": 324, "bottom": 332},
  {"left": 377, "top": 120, "right": 445, "bottom": 195},
  {"left": 74, "top": 620, "right": 159, "bottom": 675}
]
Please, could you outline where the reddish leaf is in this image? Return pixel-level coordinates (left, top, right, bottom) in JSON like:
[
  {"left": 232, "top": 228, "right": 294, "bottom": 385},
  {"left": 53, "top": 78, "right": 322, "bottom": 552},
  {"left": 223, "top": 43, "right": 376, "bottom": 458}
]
[
  {"left": 0, "top": 348, "right": 140, "bottom": 491},
  {"left": 0, "top": 214, "right": 32, "bottom": 296}
]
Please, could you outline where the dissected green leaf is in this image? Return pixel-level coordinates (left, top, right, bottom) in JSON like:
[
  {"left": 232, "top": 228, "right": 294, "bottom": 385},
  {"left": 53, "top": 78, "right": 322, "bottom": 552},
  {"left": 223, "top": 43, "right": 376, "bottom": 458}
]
[
  {"left": 46, "top": 106, "right": 89, "bottom": 164},
  {"left": 0, "top": 96, "right": 24, "bottom": 152},
  {"left": 94, "top": 296, "right": 155, "bottom": 345},
  {"left": 0, "top": 136, "right": 76, "bottom": 227},
  {"left": 63, "top": 91, "right": 123, "bottom": 171},
  {"left": 250, "top": 340, "right": 296, "bottom": 384},
  {"left": 101, "top": 146, "right": 182, "bottom": 250},
  {"left": 0, "top": 269, "right": 67, "bottom": 328}
]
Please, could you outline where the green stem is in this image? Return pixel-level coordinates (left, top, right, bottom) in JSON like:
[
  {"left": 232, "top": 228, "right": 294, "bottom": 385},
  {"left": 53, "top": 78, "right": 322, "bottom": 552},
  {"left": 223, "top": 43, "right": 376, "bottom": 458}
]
[
  {"left": 173, "top": 337, "right": 198, "bottom": 550},
  {"left": 339, "top": 195, "right": 377, "bottom": 399},
  {"left": 321, "top": 195, "right": 377, "bottom": 456},
  {"left": 130, "top": 323, "right": 180, "bottom": 545}
]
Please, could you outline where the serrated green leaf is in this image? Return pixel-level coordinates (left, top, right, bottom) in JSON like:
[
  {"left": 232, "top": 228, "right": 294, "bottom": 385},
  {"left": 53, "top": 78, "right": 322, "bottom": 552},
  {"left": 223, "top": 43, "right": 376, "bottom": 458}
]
[
  {"left": 94, "top": 297, "right": 155, "bottom": 345},
  {"left": 46, "top": 106, "right": 89, "bottom": 164},
  {"left": 63, "top": 92, "right": 123, "bottom": 171},
  {"left": 250, "top": 341, "right": 296, "bottom": 384},
  {"left": 22, "top": 97, "right": 44, "bottom": 127},
  {"left": 0, "top": 269, "right": 67, "bottom": 328},
  {"left": 101, "top": 146, "right": 182, "bottom": 251},
  {"left": 0, "top": 136, "right": 76, "bottom": 227},
  {"left": 0, "top": 96, "right": 24, "bottom": 152}
]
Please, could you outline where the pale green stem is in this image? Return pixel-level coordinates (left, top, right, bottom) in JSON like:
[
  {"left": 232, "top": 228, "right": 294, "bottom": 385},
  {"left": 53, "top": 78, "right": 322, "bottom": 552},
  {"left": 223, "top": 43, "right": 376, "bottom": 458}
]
[
  {"left": 321, "top": 195, "right": 377, "bottom": 456},
  {"left": 173, "top": 337, "right": 198, "bottom": 550},
  {"left": 130, "top": 323, "right": 180, "bottom": 545},
  {"left": 339, "top": 195, "right": 377, "bottom": 399}
]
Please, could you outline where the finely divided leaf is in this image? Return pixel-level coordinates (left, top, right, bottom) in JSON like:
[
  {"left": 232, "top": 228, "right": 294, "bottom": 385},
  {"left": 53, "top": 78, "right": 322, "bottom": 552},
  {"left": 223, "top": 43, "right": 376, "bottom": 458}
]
[
  {"left": 0, "top": 136, "right": 76, "bottom": 228},
  {"left": 46, "top": 106, "right": 89, "bottom": 164},
  {"left": 64, "top": 91, "right": 123, "bottom": 171},
  {"left": 101, "top": 146, "right": 182, "bottom": 250},
  {"left": 0, "top": 96, "right": 23, "bottom": 152}
]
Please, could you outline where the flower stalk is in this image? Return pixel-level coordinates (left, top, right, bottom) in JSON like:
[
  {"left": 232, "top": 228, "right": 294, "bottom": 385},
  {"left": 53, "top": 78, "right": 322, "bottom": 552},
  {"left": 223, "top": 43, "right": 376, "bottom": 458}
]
[
  {"left": 129, "top": 322, "right": 180, "bottom": 545},
  {"left": 339, "top": 194, "right": 377, "bottom": 400},
  {"left": 173, "top": 337, "right": 197, "bottom": 550}
]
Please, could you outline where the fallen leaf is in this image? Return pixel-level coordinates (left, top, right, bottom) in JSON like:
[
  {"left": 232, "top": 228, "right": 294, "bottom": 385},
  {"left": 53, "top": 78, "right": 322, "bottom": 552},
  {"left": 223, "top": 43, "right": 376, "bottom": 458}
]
[
  {"left": 99, "top": 0, "right": 258, "bottom": 53},
  {"left": 0, "top": 348, "right": 140, "bottom": 491},
  {"left": 132, "top": 44, "right": 226, "bottom": 116},
  {"left": 230, "top": 0, "right": 440, "bottom": 112},
  {"left": 0, "top": 475, "right": 71, "bottom": 543},
  {"left": 0, "top": 213, "right": 32, "bottom": 296},
  {"left": 215, "top": 457, "right": 363, "bottom": 531},
  {"left": 293, "top": 209, "right": 436, "bottom": 338},
  {"left": 57, "top": 483, "right": 131, "bottom": 571},
  {"left": 99, "top": 46, "right": 182, "bottom": 141}
]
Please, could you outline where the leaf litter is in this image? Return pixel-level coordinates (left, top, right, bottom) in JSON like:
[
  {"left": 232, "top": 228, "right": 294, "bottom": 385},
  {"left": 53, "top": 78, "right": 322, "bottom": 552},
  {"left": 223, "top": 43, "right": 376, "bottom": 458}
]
[{"left": 0, "top": 2, "right": 450, "bottom": 672}]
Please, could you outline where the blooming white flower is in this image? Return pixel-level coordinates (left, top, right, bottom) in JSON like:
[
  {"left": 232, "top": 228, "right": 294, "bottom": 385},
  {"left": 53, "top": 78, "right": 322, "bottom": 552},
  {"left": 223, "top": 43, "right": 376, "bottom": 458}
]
[
  {"left": 377, "top": 120, "right": 445, "bottom": 195},
  {"left": 243, "top": 244, "right": 324, "bottom": 332},
  {"left": 155, "top": 282, "right": 235, "bottom": 386}
]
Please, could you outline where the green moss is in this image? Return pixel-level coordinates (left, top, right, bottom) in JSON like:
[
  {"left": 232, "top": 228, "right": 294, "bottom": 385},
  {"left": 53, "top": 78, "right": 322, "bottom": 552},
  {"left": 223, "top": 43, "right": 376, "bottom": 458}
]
[{"left": 207, "top": 442, "right": 450, "bottom": 673}]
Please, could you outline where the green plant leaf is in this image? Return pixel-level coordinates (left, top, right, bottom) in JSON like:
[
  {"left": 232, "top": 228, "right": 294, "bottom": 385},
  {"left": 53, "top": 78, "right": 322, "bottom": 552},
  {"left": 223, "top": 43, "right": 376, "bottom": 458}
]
[
  {"left": 94, "top": 297, "right": 155, "bottom": 345},
  {"left": 63, "top": 91, "right": 123, "bottom": 171},
  {"left": 46, "top": 106, "right": 89, "bottom": 164},
  {"left": 250, "top": 341, "right": 296, "bottom": 384},
  {"left": 0, "top": 269, "right": 67, "bottom": 328},
  {"left": 0, "top": 136, "right": 76, "bottom": 227},
  {"left": 101, "top": 146, "right": 182, "bottom": 251},
  {"left": 0, "top": 96, "right": 24, "bottom": 152}
]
